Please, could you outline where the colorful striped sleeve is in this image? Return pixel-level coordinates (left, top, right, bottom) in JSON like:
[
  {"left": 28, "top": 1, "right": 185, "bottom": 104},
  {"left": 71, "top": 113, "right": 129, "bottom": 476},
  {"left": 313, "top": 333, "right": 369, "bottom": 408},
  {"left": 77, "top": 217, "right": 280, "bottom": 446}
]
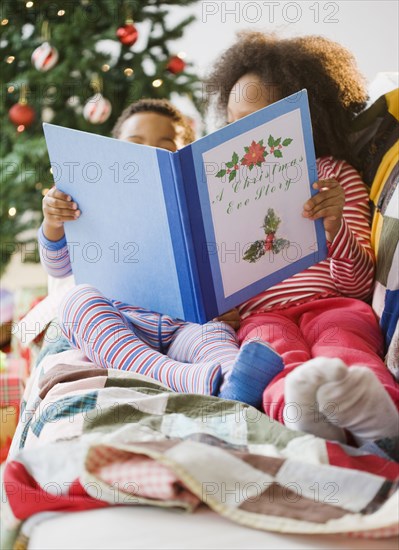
[
  {"left": 327, "top": 160, "right": 375, "bottom": 301},
  {"left": 38, "top": 224, "right": 73, "bottom": 278}
]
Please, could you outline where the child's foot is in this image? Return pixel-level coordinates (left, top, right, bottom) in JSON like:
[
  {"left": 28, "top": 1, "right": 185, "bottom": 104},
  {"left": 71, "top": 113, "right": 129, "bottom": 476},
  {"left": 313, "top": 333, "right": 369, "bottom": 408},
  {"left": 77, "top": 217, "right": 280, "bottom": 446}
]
[
  {"left": 284, "top": 358, "right": 399, "bottom": 444},
  {"left": 283, "top": 358, "right": 347, "bottom": 442},
  {"left": 218, "top": 340, "right": 284, "bottom": 408}
]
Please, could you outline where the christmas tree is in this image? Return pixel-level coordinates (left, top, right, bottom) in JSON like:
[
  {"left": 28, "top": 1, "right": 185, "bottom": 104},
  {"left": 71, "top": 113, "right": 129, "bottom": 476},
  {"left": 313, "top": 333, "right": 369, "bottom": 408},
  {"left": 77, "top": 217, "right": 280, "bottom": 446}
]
[{"left": 0, "top": 0, "right": 201, "bottom": 276}]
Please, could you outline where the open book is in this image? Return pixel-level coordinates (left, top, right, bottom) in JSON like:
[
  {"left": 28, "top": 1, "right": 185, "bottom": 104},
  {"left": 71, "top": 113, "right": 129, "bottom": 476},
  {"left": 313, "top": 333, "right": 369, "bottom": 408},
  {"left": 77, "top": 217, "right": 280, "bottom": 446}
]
[{"left": 43, "top": 90, "right": 327, "bottom": 323}]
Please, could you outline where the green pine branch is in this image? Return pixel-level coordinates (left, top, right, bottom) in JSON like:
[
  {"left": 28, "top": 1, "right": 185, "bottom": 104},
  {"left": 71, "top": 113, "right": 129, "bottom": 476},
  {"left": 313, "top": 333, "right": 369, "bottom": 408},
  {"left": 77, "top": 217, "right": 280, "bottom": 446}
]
[{"left": 0, "top": 0, "right": 202, "bottom": 276}]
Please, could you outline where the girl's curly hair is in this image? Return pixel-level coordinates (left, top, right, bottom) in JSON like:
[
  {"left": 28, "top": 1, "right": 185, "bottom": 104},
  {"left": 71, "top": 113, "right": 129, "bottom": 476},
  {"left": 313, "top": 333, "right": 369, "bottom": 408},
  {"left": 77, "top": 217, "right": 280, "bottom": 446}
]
[
  {"left": 112, "top": 98, "right": 195, "bottom": 145},
  {"left": 206, "top": 32, "right": 368, "bottom": 166}
]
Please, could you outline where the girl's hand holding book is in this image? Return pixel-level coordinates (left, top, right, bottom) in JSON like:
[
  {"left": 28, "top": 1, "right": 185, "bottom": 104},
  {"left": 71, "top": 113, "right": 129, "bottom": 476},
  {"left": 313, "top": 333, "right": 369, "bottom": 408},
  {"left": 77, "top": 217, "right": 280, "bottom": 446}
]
[
  {"left": 302, "top": 178, "right": 345, "bottom": 243},
  {"left": 42, "top": 186, "right": 80, "bottom": 241}
]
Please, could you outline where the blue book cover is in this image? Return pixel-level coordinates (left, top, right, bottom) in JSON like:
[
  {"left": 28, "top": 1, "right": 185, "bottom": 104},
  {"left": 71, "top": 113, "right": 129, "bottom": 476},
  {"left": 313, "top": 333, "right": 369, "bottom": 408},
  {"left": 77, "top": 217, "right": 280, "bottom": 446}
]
[{"left": 43, "top": 89, "right": 327, "bottom": 323}]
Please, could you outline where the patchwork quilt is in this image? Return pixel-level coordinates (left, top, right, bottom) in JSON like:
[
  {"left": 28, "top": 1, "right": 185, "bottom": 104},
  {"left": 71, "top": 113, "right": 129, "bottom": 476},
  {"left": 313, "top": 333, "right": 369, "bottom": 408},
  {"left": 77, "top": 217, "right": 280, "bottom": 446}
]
[{"left": 2, "top": 349, "right": 398, "bottom": 549}]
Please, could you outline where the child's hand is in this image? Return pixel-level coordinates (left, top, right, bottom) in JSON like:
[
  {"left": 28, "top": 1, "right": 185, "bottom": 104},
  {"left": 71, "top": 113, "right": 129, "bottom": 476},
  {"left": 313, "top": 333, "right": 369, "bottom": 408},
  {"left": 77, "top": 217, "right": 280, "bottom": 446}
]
[
  {"left": 42, "top": 186, "right": 80, "bottom": 241},
  {"left": 302, "top": 178, "right": 345, "bottom": 243},
  {"left": 214, "top": 308, "right": 241, "bottom": 331}
]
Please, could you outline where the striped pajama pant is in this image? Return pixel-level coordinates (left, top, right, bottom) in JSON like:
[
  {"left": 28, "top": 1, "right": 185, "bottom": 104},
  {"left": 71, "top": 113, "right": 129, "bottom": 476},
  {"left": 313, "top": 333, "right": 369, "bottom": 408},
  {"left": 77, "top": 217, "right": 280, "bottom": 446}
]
[{"left": 59, "top": 284, "right": 239, "bottom": 395}]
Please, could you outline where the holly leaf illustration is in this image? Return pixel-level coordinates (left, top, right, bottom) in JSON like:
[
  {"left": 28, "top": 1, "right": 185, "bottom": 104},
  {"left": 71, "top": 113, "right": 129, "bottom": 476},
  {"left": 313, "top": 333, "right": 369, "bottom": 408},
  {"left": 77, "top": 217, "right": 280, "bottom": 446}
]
[
  {"left": 226, "top": 161, "right": 234, "bottom": 168},
  {"left": 259, "top": 139, "right": 264, "bottom": 146},
  {"left": 216, "top": 169, "right": 226, "bottom": 178},
  {"left": 273, "top": 150, "right": 283, "bottom": 158},
  {"left": 244, "top": 146, "right": 249, "bottom": 153},
  {"left": 268, "top": 134, "right": 274, "bottom": 147},
  {"left": 232, "top": 152, "right": 239, "bottom": 164},
  {"left": 274, "top": 137, "right": 281, "bottom": 146},
  {"left": 282, "top": 138, "right": 293, "bottom": 146},
  {"left": 229, "top": 170, "right": 236, "bottom": 182},
  {"left": 272, "top": 238, "right": 290, "bottom": 253},
  {"left": 243, "top": 240, "right": 265, "bottom": 263},
  {"left": 249, "top": 164, "right": 254, "bottom": 171}
]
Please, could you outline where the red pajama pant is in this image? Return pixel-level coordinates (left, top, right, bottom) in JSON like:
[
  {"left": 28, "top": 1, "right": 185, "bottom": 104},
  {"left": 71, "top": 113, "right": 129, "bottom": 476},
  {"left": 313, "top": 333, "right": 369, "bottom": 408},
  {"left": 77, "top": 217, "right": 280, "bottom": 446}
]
[{"left": 237, "top": 297, "right": 399, "bottom": 423}]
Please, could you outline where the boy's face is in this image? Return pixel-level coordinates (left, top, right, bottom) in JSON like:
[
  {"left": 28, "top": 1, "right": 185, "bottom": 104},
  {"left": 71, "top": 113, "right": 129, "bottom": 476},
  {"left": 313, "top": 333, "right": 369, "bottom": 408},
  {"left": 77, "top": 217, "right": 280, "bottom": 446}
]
[
  {"left": 227, "top": 73, "right": 280, "bottom": 123},
  {"left": 118, "top": 112, "right": 184, "bottom": 152}
]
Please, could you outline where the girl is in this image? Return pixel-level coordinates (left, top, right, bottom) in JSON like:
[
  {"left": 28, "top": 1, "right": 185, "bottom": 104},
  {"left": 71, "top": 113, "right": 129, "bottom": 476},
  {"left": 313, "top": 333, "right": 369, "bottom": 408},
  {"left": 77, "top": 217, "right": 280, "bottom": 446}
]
[
  {"left": 206, "top": 32, "right": 399, "bottom": 444},
  {"left": 40, "top": 99, "right": 282, "bottom": 404}
]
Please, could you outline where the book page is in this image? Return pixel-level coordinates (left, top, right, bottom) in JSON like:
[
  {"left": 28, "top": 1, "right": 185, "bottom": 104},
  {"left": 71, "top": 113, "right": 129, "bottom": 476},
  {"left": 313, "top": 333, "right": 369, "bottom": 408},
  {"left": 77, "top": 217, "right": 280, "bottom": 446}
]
[{"left": 199, "top": 107, "right": 319, "bottom": 301}]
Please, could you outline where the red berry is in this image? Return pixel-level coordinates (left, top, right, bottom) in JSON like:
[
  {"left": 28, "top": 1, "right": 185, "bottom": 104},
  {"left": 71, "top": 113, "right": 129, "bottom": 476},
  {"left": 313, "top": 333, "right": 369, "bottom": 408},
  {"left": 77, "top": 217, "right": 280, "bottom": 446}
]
[{"left": 264, "top": 232, "right": 275, "bottom": 251}]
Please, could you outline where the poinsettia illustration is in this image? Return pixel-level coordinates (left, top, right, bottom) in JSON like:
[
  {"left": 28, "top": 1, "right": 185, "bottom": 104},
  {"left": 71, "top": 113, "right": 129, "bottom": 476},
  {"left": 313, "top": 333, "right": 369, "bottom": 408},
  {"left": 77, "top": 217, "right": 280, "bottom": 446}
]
[
  {"left": 215, "top": 134, "right": 293, "bottom": 181},
  {"left": 243, "top": 208, "right": 290, "bottom": 263},
  {"left": 241, "top": 140, "right": 267, "bottom": 169}
]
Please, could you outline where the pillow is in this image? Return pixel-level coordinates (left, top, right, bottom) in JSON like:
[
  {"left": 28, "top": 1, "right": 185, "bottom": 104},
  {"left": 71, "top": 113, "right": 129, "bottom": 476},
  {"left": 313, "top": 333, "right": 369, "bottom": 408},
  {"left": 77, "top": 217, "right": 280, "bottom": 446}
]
[{"left": 353, "top": 88, "right": 399, "bottom": 378}]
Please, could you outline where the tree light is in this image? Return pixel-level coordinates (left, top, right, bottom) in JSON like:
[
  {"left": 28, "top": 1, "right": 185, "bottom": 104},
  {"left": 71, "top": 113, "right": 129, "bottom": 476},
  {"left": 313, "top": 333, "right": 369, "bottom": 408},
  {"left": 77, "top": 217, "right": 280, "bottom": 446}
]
[
  {"left": 102, "top": 64, "right": 110, "bottom": 72},
  {"left": 6, "top": 56, "right": 15, "bottom": 64},
  {"left": 26, "top": 1, "right": 34, "bottom": 7},
  {"left": 1, "top": 19, "right": 9, "bottom": 25},
  {"left": 124, "top": 68, "right": 134, "bottom": 76},
  {"left": 8, "top": 86, "right": 15, "bottom": 93},
  {"left": 152, "top": 79, "right": 163, "bottom": 88},
  {"left": 58, "top": 10, "right": 65, "bottom": 16},
  {"left": 17, "top": 125, "right": 25, "bottom": 132},
  {"left": 8, "top": 207, "right": 17, "bottom": 217}
]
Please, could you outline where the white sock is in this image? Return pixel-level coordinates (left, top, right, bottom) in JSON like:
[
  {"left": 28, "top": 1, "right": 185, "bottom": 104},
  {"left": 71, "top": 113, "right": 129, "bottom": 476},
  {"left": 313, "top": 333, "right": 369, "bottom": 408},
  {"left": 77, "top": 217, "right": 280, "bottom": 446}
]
[
  {"left": 284, "top": 358, "right": 399, "bottom": 444},
  {"left": 283, "top": 358, "right": 347, "bottom": 442},
  {"left": 316, "top": 365, "right": 399, "bottom": 445}
]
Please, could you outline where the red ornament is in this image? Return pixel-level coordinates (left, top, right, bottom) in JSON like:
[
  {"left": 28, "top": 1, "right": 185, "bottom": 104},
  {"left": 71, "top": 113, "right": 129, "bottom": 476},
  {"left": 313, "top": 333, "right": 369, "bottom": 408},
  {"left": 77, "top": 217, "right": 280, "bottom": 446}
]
[
  {"left": 116, "top": 23, "right": 138, "bottom": 46},
  {"left": 167, "top": 56, "right": 186, "bottom": 74},
  {"left": 9, "top": 103, "right": 36, "bottom": 127}
]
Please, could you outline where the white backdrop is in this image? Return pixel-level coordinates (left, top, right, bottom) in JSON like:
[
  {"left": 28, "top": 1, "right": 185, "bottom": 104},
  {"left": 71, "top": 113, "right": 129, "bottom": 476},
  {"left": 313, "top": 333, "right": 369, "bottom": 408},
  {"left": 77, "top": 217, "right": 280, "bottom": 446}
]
[
  {"left": 166, "top": 0, "right": 398, "bottom": 119},
  {"left": 167, "top": 0, "right": 398, "bottom": 82}
]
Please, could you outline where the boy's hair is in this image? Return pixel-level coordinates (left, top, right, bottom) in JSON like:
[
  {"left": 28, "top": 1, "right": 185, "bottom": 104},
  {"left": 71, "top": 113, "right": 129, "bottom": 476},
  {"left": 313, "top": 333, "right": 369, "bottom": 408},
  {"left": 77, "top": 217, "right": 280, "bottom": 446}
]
[
  {"left": 206, "top": 32, "right": 368, "bottom": 166},
  {"left": 112, "top": 98, "right": 195, "bottom": 145}
]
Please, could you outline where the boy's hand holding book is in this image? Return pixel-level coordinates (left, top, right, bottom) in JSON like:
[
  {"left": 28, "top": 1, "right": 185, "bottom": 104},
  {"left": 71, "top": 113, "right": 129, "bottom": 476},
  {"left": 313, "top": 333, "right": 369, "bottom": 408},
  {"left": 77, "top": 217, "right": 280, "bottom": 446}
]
[{"left": 42, "top": 186, "right": 80, "bottom": 241}]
